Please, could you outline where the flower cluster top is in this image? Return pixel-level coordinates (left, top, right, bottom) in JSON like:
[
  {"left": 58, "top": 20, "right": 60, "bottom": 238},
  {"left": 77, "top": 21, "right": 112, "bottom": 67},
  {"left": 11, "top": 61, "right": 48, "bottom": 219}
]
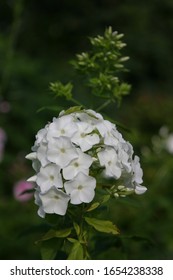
[{"left": 26, "top": 109, "right": 147, "bottom": 218}]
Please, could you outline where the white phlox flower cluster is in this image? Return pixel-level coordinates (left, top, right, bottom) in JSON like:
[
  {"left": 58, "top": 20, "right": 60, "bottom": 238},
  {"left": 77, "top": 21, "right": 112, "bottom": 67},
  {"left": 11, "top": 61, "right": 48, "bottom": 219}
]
[{"left": 26, "top": 109, "right": 147, "bottom": 218}]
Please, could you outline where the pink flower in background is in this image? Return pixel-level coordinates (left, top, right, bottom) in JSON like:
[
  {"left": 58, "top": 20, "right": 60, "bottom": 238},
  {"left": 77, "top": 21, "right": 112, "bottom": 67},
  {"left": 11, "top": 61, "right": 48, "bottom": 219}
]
[
  {"left": 13, "top": 180, "right": 34, "bottom": 202},
  {"left": 0, "top": 127, "right": 6, "bottom": 162}
]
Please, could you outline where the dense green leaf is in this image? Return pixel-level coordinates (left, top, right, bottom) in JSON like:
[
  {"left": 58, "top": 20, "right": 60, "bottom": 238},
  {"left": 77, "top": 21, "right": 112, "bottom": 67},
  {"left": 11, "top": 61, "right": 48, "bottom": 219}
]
[{"left": 85, "top": 217, "right": 120, "bottom": 235}]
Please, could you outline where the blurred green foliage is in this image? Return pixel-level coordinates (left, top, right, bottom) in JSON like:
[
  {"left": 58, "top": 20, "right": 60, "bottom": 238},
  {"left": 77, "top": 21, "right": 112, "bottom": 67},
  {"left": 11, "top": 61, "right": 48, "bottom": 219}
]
[{"left": 0, "top": 0, "right": 173, "bottom": 259}]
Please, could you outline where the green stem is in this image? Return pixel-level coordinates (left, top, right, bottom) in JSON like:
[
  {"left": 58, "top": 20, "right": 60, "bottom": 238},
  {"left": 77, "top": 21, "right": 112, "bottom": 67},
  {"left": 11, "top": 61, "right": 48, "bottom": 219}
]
[
  {"left": 96, "top": 99, "right": 112, "bottom": 112},
  {"left": 79, "top": 204, "right": 90, "bottom": 259},
  {"left": 70, "top": 97, "right": 85, "bottom": 108}
]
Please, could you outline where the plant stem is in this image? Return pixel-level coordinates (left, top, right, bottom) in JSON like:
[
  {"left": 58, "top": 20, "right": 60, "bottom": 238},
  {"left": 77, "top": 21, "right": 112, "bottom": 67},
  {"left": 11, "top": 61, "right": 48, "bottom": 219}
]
[
  {"left": 70, "top": 97, "right": 85, "bottom": 107},
  {"left": 96, "top": 99, "right": 112, "bottom": 112}
]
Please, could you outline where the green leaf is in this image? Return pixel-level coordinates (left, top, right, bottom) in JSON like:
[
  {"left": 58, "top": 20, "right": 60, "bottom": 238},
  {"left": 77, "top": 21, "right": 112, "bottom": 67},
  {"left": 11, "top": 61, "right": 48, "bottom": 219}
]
[
  {"left": 86, "top": 202, "right": 100, "bottom": 212},
  {"left": 67, "top": 238, "right": 77, "bottom": 243},
  {"left": 73, "top": 222, "right": 80, "bottom": 236},
  {"left": 37, "top": 228, "right": 72, "bottom": 243},
  {"left": 67, "top": 240, "right": 84, "bottom": 260},
  {"left": 101, "top": 194, "right": 111, "bottom": 204},
  {"left": 63, "top": 106, "right": 83, "bottom": 115},
  {"left": 40, "top": 239, "right": 61, "bottom": 260},
  {"left": 85, "top": 217, "right": 120, "bottom": 235}
]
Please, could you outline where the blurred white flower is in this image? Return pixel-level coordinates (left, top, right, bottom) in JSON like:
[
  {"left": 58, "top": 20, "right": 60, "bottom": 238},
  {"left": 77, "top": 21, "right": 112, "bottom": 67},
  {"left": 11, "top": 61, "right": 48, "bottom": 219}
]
[
  {"left": 151, "top": 126, "right": 173, "bottom": 155},
  {"left": 165, "top": 134, "right": 173, "bottom": 154}
]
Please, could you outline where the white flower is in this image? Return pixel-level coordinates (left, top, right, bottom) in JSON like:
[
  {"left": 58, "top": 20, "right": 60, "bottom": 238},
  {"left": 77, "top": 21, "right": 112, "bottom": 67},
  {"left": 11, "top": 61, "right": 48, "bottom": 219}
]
[
  {"left": 25, "top": 152, "right": 37, "bottom": 161},
  {"left": 98, "top": 147, "right": 121, "bottom": 179},
  {"left": 117, "top": 142, "right": 133, "bottom": 173},
  {"left": 96, "top": 120, "right": 116, "bottom": 143},
  {"left": 25, "top": 152, "right": 41, "bottom": 172},
  {"left": 123, "top": 155, "right": 147, "bottom": 195},
  {"left": 85, "top": 109, "right": 103, "bottom": 120},
  {"left": 135, "top": 185, "right": 147, "bottom": 195},
  {"left": 131, "top": 155, "right": 143, "bottom": 185},
  {"left": 47, "top": 136, "right": 78, "bottom": 168},
  {"left": 73, "top": 110, "right": 102, "bottom": 125},
  {"left": 64, "top": 172, "right": 96, "bottom": 204},
  {"left": 47, "top": 115, "right": 78, "bottom": 140},
  {"left": 36, "top": 163, "right": 63, "bottom": 192},
  {"left": 26, "top": 107, "right": 147, "bottom": 217},
  {"left": 35, "top": 126, "right": 48, "bottom": 144},
  {"left": 39, "top": 187, "right": 70, "bottom": 216},
  {"left": 37, "top": 142, "right": 50, "bottom": 167},
  {"left": 34, "top": 188, "right": 45, "bottom": 218},
  {"left": 63, "top": 148, "right": 93, "bottom": 180},
  {"left": 72, "top": 121, "right": 100, "bottom": 151},
  {"left": 27, "top": 175, "right": 37, "bottom": 182}
]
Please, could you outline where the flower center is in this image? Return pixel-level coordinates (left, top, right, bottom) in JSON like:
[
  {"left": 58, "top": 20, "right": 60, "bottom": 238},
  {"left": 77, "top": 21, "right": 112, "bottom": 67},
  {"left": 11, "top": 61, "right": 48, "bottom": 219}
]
[
  {"left": 78, "top": 185, "right": 83, "bottom": 190},
  {"left": 74, "top": 162, "right": 79, "bottom": 167},
  {"left": 60, "top": 129, "right": 65, "bottom": 134},
  {"left": 49, "top": 175, "right": 54, "bottom": 181},
  {"left": 54, "top": 195, "right": 59, "bottom": 200},
  {"left": 60, "top": 148, "right": 65, "bottom": 153},
  {"left": 80, "top": 133, "right": 85, "bottom": 138}
]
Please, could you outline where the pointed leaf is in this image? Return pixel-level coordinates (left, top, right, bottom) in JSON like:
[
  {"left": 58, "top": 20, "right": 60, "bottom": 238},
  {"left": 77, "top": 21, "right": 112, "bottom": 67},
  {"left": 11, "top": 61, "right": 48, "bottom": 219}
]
[
  {"left": 86, "top": 202, "right": 100, "bottom": 212},
  {"left": 37, "top": 228, "right": 71, "bottom": 243},
  {"left": 85, "top": 217, "right": 120, "bottom": 235},
  {"left": 67, "top": 241, "right": 84, "bottom": 260},
  {"left": 64, "top": 106, "right": 83, "bottom": 115},
  {"left": 73, "top": 222, "right": 80, "bottom": 236},
  {"left": 101, "top": 194, "right": 111, "bottom": 204}
]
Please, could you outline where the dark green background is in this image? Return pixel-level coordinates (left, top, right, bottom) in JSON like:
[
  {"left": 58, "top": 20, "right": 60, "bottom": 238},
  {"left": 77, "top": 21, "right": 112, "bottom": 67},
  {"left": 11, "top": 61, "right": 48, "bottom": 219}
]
[{"left": 0, "top": 0, "right": 173, "bottom": 259}]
